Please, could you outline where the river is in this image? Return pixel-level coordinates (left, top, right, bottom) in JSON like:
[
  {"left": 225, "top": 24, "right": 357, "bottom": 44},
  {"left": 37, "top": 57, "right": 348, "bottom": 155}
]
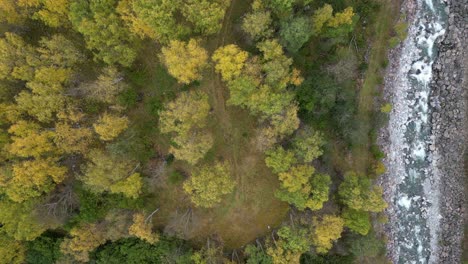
[{"left": 385, "top": 0, "right": 448, "bottom": 263}]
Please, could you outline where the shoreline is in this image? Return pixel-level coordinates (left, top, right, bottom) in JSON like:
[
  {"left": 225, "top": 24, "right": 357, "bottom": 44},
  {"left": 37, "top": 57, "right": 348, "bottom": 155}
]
[{"left": 380, "top": 0, "right": 467, "bottom": 263}]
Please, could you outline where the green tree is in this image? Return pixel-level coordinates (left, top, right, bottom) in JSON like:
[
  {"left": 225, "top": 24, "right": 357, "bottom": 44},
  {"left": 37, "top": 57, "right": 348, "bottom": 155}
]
[
  {"left": 183, "top": 162, "right": 235, "bottom": 208},
  {"left": 69, "top": 0, "right": 137, "bottom": 66},
  {"left": 338, "top": 172, "right": 387, "bottom": 212},
  {"left": 0, "top": 199, "right": 46, "bottom": 241},
  {"left": 245, "top": 244, "right": 273, "bottom": 264},
  {"left": 182, "top": 0, "right": 230, "bottom": 35},
  {"left": 118, "top": 0, "right": 188, "bottom": 42},
  {"left": 160, "top": 39, "right": 208, "bottom": 84},
  {"left": 266, "top": 226, "right": 310, "bottom": 264},
  {"left": 265, "top": 146, "right": 297, "bottom": 174},
  {"left": 16, "top": 92, "right": 65, "bottom": 122},
  {"left": 293, "top": 128, "right": 324, "bottom": 163},
  {"left": 348, "top": 233, "right": 385, "bottom": 259},
  {"left": 342, "top": 208, "right": 371, "bottom": 236},
  {"left": 311, "top": 215, "right": 344, "bottom": 254},
  {"left": 265, "top": 0, "right": 295, "bottom": 17},
  {"left": 26, "top": 234, "right": 63, "bottom": 264},
  {"left": 242, "top": 10, "right": 273, "bottom": 40},
  {"left": 279, "top": 16, "right": 313, "bottom": 53}
]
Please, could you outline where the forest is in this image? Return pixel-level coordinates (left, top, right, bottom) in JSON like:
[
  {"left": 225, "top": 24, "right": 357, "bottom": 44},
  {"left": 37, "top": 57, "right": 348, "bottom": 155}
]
[{"left": 0, "top": 0, "right": 403, "bottom": 263}]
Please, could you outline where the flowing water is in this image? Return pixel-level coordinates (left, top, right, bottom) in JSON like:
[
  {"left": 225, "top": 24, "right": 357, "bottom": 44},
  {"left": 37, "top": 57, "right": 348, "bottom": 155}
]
[{"left": 386, "top": 0, "right": 448, "bottom": 263}]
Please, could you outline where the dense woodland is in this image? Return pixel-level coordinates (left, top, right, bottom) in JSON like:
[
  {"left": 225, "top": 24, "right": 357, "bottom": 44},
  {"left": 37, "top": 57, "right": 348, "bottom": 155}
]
[{"left": 0, "top": 0, "right": 404, "bottom": 263}]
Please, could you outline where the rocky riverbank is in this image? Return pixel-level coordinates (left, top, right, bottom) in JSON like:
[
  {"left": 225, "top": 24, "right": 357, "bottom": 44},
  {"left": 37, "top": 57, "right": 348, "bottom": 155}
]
[
  {"left": 428, "top": 0, "right": 467, "bottom": 262},
  {"left": 381, "top": 0, "right": 467, "bottom": 263}
]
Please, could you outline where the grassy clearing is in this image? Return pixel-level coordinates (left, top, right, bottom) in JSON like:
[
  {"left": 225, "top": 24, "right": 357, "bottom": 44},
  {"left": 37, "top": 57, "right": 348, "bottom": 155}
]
[{"left": 129, "top": 0, "right": 289, "bottom": 248}]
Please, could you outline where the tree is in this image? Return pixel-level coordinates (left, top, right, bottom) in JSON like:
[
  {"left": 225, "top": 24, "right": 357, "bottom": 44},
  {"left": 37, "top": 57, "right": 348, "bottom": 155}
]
[
  {"left": 242, "top": 11, "right": 273, "bottom": 40},
  {"left": 117, "top": 0, "right": 188, "bottom": 42},
  {"left": 276, "top": 165, "right": 330, "bottom": 211},
  {"left": 245, "top": 244, "right": 273, "bottom": 264},
  {"left": 0, "top": 0, "right": 28, "bottom": 24},
  {"left": 312, "top": 4, "right": 333, "bottom": 35},
  {"left": 170, "top": 132, "right": 214, "bottom": 165},
  {"left": 327, "top": 7, "right": 354, "bottom": 28},
  {"left": 348, "top": 233, "right": 385, "bottom": 259},
  {"left": 160, "top": 39, "right": 208, "bottom": 84},
  {"left": 6, "top": 158, "right": 67, "bottom": 202},
  {"left": 182, "top": 0, "right": 230, "bottom": 35},
  {"left": 159, "top": 90, "right": 210, "bottom": 137},
  {"left": 0, "top": 233, "right": 25, "bottom": 264},
  {"left": 342, "top": 208, "right": 371, "bottom": 236},
  {"left": 279, "top": 16, "right": 313, "bottom": 53},
  {"left": 0, "top": 199, "right": 46, "bottom": 241},
  {"left": 82, "top": 67, "right": 127, "bottom": 104},
  {"left": 0, "top": 32, "right": 37, "bottom": 81},
  {"left": 54, "top": 122, "right": 93, "bottom": 154},
  {"left": 93, "top": 237, "right": 192, "bottom": 264},
  {"left": 80, "top": 149, "right": 138, "bottom": 195},
  {"left": 25, "top": 234, "right": 63, "bottom": 264},
  {"left": 8, "top": 120, "right": 56, "bottom": 158},
  {"left": 338, "top": 172, "right": 387, "bottom": 212},
  {"left": 266, "top": 226, "right": 310, "bottom": 264},
  {"left": 109, "top": 173, "right": 143, "bottom": 198},
  {"left": 93, "top": 113, "right": 129, "bottom": 141},
  {"left": 60, "top": 223, "right": 107, "bottom": 262},
  {"left": 265, "top": 146, "right": 297, "bottom": 174},
  {"left": 311, "top": 215, "right": 344, "bottom": 254},
  {"left": 265, "top": 0, "right": 295, "bottom": 17},
  {"left": 256, "top": 39, "right": 294, "bottom": 89},
  {"left": 212, "top": 44, "right": 249, "bottom": 82},
  {"left": 69, "top": 0, "right": 137, "bottom": 66},
  {"left": 19, "top": 0, "right": 70, "bottom": 27},
  {"left": 183, "top": 162, "right": 235, "bottom": 208},
  {"left": 293, "top": 128, "right": 324, "bottom": 163},
  {"left": 128, "top": 212, "right": 159, "bottom": 244},
  {"left": 15, "top": 92, "right": 65, "bottom": 122},
  {"left": 37, "top": 35, "right": 83, "bottom": 68}
]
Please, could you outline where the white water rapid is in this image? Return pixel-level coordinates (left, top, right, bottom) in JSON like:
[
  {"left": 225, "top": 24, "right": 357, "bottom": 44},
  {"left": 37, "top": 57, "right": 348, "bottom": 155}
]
[{"left": 385, "top": 0, "right": 448, "bottom": 263}]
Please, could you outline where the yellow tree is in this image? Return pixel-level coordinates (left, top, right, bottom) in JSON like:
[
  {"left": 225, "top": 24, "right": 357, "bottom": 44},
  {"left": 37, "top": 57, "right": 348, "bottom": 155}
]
[
  {"left": 15, "top": 92, "right": 66, "bottom": 122},
  {"left": 0, "top": 32, "right": 37, "bottom": 81},
  {"left": 80, "top": 149, "right": 138, "bottom": 195},
  {"left": 60, "top": 223, "right": 106, "bottom": 262},
  {"left": 327, "top": 7, "right": 354, "bottom": 28},
  {"left": 109, "top": 173, "right": 143, "bottom": 199},
  {"left": 81, "top": 67, "right": 127, "bottom": 104},
  {"left": 128, "top": 212, "right": 159, "bottom": 244},
  {"left": 160, "top": 39, "right": 208, "bottom": 84},
  {"left": 93, "top": 113, "right": 129, "bottom": 141},
  {"left": 8, "top": 120, "right": 56, "bottom": 158},
  {"left": 183, "top": 162, "right": 235, "bottom": 208},
  {"left": 54, "top": 122, "right": 93, "bottom": 154},
  {"left": 212, "top": 44, "right": 249, "bottom": 81},
  {"left": 6, "top": 158, "right": 67, "bottom": 202},
  {"left": 0, "top": 234, "right": 25, "bottom": 264},
  {"left": 312, "top": 4, "right": 333, "bottom": 35},
  {"left": 159, "top": 90, "right": 210, "bottom": 137},
  {"left": 171, "top": 133, "right": 214, "bottom": 165},
  {"left": 311, "top": 215, "right": 344, "bottom": 253}
]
